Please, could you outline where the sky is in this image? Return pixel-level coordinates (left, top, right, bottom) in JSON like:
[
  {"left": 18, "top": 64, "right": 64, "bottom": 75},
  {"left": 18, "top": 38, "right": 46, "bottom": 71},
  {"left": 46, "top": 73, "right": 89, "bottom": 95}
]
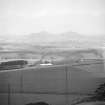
[{"left": 0, "top": 0, "right": 105, "bottom": 36}]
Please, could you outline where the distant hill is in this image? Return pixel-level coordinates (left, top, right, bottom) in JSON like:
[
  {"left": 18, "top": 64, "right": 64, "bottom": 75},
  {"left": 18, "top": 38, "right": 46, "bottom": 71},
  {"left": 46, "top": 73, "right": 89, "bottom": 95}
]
[{"left": 0, "top": 31, "right": 104, "bottom": 51}]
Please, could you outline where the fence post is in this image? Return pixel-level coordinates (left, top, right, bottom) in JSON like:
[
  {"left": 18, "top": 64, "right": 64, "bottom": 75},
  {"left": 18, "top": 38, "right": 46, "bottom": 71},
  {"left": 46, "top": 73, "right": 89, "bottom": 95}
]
[
  {"left": 65, "top": 66, "right": 69, "bottom": 105},
  {"left": 20, "top": 71, "right": 23, "bottom": 93},
  {"left": 8, "top": 83, "right": 11, "bottom": 105}
]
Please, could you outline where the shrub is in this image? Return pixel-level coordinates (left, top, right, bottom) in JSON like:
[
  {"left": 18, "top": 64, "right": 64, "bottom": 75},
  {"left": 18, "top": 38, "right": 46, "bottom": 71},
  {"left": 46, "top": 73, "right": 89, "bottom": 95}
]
[{"left": 26, "top": 102, "right": 49, "bottom": 105}]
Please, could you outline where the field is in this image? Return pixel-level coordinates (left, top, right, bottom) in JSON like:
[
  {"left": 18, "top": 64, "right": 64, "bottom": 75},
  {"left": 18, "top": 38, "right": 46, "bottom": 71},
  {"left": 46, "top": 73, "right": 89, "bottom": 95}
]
[
  {"left": 0, "top": 63, "right": 105, "bottom": 105},
  {"left": 0, "top": 48, "right": 105, "bottom": 105}
]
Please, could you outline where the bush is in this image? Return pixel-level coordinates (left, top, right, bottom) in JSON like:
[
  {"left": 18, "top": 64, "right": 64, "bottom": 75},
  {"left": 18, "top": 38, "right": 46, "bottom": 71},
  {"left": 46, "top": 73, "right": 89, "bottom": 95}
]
[
  {"left": 71, "top": 83, "right": 105, "bottom": 105},
  {"left": 92, "top": 83, "right": 105, "bottom": 101},
  {"left": 26, "top": 102, "right": 49, "bottom": 105}
]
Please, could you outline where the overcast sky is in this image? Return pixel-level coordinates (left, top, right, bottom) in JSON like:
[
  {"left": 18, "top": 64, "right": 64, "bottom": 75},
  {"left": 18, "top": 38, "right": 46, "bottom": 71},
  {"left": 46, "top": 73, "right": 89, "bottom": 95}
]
[{"left": 0, "top": 0, "right": 105, "bottom": 36}]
